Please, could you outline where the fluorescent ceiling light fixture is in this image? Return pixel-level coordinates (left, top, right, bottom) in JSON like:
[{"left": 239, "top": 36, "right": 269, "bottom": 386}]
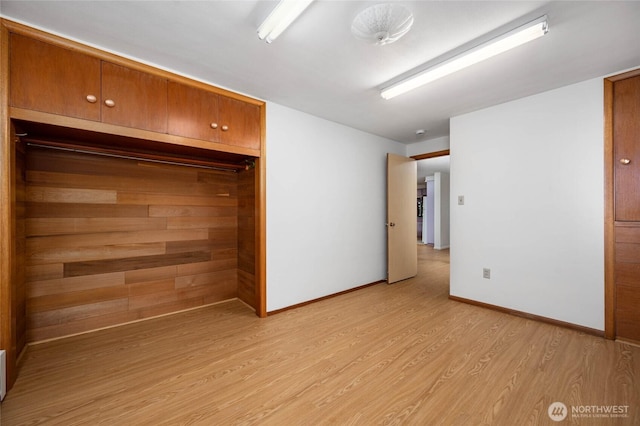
[
  {"left": 257, "top": 0, "right": 314, "bottom": 43},
  {"left": 381, "top": 15, "right": 549, "bottom": 100}
]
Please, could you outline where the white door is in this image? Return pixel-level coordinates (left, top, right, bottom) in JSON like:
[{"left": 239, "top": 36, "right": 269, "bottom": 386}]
[{"left": 387, "top": 153, "right": 417, "bottom": 283}]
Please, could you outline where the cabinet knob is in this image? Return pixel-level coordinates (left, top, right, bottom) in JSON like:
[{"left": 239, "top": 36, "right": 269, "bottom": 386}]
[
  {"left": 620, "top": 158, "right": 631, "bottom": 165},
  {"left": 221, "top": 125, "right": 229, "bottom": 131},
  {"left": 104, "top": 99, "right": 116, "bottom": 108},
  {"left": 86, "top": 95, "right": 97, "bottom": 103},
  {"left": 210, "top": 123, "right": 218, "bottom": 129}
]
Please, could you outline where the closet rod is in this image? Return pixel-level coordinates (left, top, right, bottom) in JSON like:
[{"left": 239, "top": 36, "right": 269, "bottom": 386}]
[{"left": 24, "top": 140, "right": 246, "bottom": 172}]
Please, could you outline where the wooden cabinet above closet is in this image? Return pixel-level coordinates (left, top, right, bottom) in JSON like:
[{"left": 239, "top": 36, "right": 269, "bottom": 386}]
[
  {"left": 8, "top": 31, "right": 262, "bottom": 155},
  {"left": 168, "top": 82, "right": 260, "bottom": 151},
  {"left": 10, "top": 33, "right": 102, "bottom": 121},
  {"left": 101, "top": 62, "right": 168, "bottom": 133}
]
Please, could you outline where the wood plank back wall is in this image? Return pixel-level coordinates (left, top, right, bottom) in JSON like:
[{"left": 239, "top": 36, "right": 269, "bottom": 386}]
[
  {"left": 15, "top": 138, "right": 28, "bottom": 355},
  {"left": 24, "top": 145, "right": 248, "bottom": 342},
  {"left": 237, "top": 167, "right": 256, "bottom": 308}
]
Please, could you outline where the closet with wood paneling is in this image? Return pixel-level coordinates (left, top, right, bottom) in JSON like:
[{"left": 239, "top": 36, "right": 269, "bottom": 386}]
[
  {"left": 605, "top": 69, "right": 640, "bottom": 344},
  {"left": 0, "top": 19, "right": 266, "bottom": 392}
]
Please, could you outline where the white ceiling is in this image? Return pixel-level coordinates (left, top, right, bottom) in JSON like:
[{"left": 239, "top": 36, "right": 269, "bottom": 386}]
[{"left": 2, "top": 1, "right": 639, "bottom": 144}]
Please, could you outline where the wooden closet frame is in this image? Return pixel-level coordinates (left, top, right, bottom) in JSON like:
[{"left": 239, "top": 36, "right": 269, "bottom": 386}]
[
  {"left": 603, "top": 67, "right": 640, "bottom": 340},
  {"left": 0, "top": 19, "right": 267, "bottom": 390}
]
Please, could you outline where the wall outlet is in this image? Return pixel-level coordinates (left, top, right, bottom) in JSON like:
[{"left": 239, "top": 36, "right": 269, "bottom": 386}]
[{"left": 483, "top": 268, "right": 491, "bottom": 279}]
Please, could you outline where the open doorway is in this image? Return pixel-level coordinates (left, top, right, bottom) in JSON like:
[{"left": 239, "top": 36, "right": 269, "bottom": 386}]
[
  {"left": 415, "top": 153, "right": 450, "bottom": 249},
  {"left": 386, "top": 150, "right": 450, "bottom": 284}
]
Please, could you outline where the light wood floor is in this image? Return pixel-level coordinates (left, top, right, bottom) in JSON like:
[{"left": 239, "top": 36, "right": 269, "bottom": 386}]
[{"left": 1, "top": 245, "right": 639, "bottom": 425}]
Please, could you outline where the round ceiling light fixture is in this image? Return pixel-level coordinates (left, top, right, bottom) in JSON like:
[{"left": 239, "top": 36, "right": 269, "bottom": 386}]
[{"left": 351, "top": 3, "right": 414, "bottom": 46}]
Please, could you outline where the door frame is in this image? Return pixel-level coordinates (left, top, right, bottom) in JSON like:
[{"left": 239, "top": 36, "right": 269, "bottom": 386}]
[
  {"left": 412, "top": 149, "right": 450, "bottom": 246},
  {"left": 0, "top": 20, "right": 16, "bottom": 390},
  {"left": 604, "top": 68, "right": 640, "bottom": 340},
  {"left": 412, "top": 149, "right": 450, "bottom": 161}
]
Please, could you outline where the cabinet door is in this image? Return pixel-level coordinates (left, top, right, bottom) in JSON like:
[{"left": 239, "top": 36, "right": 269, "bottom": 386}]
[
  {"left": 10, "top": 33, "right": 101, "bottom": 121},
  {"left": 614, "top": 75, "right": 640, "bottom": 343},
  {"left": 614, "top": 76, "right": 640, "bottom": 221},
  {"left": 101, "top": 62, "right": 168, "bottom": 133},
  {"left": 219, "top": 96, "right": 261, "bottom": 150},
  {"left": 167, "top": 82, "right": 219, "bottom": 141}
]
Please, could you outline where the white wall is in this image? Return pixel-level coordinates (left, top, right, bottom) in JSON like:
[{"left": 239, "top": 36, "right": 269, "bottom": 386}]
[
  {"left": 450, "top": 78, "right": 604, "bottom": 330},
  {"left": 435, "top": 172, "right": 450, "bottom": 250},
  {"left": 266, "top": 102, "right": 405, "bottom": 311},
  {"left": 424, "top": 179, "right": 435, "bottom": 244},
  {"left": 407, "top": 136, "right": 450, "bottom": 157}
]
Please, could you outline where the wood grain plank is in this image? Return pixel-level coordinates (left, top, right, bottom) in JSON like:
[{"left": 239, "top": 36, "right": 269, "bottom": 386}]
[
  {"left": 238, "top": 243, "right": 255, "bottom": 274},
  {"left": 28, "top": 286, "right": 129, "bottom": 313},
  {"left": 174, "top": 269, "right": 236, "bottom": 290},
  {"left": 27, "top": 148, "right": 199, "bottom": 182},
  {"left": 26, "top": 263, "right": 64, "bottom": 281},
  {"left": 27, "top": 170, "right": 235, "bottom": 197},
  {"left": 28, "top": 298, "right": 130, "bottom": 329},
  {"left": 28, "top": 272, "right": 126, "bottom": 298},
  {"left": 64, "top": 251, "right": 212, "bottom": 278},
  {"left": 130, "top": 284, "right": 234, "bottom": 312},
  {"left": 124, "top": 265, "right": 177, "bottom": 285},
  {"left": 208, "top": 228, "right": 238, "bottom": 244},
  {"left": 164, "top": 239, "right": 219, "bottom": 255},
  {"left": 127, "top": 279, "right": 176, "bottom": 297},
  {"left": 15, "top": 135, "right": 29, "bottom": 364},
  {"left": 237, "top": 269, "right": 256, "bottom": 308},
  {"left": 128, "top": 289, "right": 183, "bottom": 310},
  {"left": 135, "top": 297, "right": 206, "bottom": 320},
  {"left": 148, "top": 205, "right": 236, "bottom": 218},
  {"left": 197, "top": 169, "right": 238, "bottom": 185},
  {"left": 27, "top": 242, "right": 167, "bottom": 265},
  {"left": 211, "top": 248, "right": 238, "bottom": 260},
  {"left": 117, "top": 192, "right": 237, "bottom": 207},
  {"left": 166, "top": 216, "right": 236, "bottom": 229},
  {"left": 26, "top": 202, "right": 149, "bottom": 218},
  {"left": 175, "top": 258, "right": 237, "bottom": 276},
  {"left": 27, "top": 309, "right": 140, "bottom": 343},
  {"left": 27, "top": 186, "right": 117, "bottom": 204},
  {"left": 26, "top": 217, "right": 167, "bottom": 236},
  {"left": 27, "top": 229, "right": 208, "bottom": 251},
  {"left": 237, "top": 167, "right": 255, "bottom": 309},
  {"left": 202, "top": 281, "right": 237, "bottom": 304}
]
